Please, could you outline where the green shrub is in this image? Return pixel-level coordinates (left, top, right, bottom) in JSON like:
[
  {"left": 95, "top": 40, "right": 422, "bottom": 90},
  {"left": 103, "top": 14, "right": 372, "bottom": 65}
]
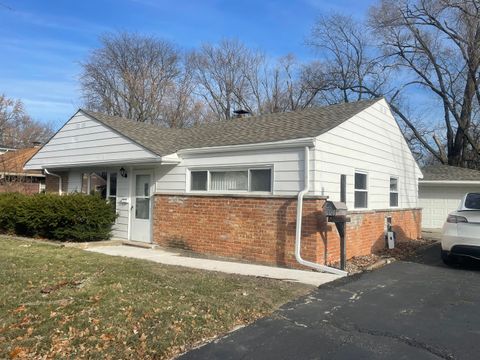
[
  {"left": 0, "top": 192, "right": 117, "bottom": 241},
  {"left": 0, "top": 193, "right": 26, "bottom": 234}
]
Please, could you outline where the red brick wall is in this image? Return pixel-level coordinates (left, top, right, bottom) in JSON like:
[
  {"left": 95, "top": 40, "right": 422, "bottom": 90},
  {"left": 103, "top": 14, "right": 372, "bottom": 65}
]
[
  {"left": 0, "top": 182, "right": 40, "bottom": 195},
  {"left": 45, "top": 173, "right": 68, "bottom": 193},
  {"left": 153, "top": 194, "right": 421, "bottom": 269}
]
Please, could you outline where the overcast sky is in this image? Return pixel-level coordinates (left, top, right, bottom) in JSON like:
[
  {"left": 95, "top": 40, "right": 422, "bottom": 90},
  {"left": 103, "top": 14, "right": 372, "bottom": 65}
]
[{"left": 0, "top": 0, "right": 375, "bottom": 127}]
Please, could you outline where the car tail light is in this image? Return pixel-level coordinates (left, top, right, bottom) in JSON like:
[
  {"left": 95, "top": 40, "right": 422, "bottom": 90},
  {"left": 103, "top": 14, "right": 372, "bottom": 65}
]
[{"left": 446, "top": 215, "right": 469, "bottom": 223}]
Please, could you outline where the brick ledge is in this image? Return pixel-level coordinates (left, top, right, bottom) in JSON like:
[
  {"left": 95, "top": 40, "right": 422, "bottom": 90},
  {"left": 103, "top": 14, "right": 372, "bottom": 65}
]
[
  {"left": 348, "top": 207, "right": 422, "bottom": 214},
  {"left": 154, "top": 192, "right": 329, "bottom": 200}
]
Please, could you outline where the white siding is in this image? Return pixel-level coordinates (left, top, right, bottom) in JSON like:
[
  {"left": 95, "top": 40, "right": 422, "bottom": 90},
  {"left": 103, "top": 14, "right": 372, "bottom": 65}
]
[
  {"left": 419, "top": 183, "right": 480, "bottom": 229},
  {"left": 114, "top": 171, "right": 130, "bottom": 240},
  {"left": 313, "top": 99, "right": 421, "bottom": 210},
  {"left": 155, "top": 148, "right": 316, "bottom": 196},
  {"left": 25, "top": 111, "right": 157, "bottom": 169}
]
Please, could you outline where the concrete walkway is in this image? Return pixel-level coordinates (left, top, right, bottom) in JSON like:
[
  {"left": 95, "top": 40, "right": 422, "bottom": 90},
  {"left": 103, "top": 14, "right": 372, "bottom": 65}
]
[{"left": 85, "top": 245, "right": 343, "bottom": 286}]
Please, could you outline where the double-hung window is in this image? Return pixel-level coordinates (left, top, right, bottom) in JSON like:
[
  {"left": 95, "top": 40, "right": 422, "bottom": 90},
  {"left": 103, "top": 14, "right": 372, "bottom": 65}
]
[
  {"left": 189, "top": 168, "right": 272, "bottom": 193},
  {"left": 390, "top": 177, "right": 399, "bottom": 207},
  {"left": 354, "top": 172, "right": 368, "bottom": 209}
]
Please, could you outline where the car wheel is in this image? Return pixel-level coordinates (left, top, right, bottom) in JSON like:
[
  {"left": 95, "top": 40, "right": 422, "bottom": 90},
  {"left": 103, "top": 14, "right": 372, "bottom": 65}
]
[{"left": 441, "top": 250, "right": 455, "bottom": 266}]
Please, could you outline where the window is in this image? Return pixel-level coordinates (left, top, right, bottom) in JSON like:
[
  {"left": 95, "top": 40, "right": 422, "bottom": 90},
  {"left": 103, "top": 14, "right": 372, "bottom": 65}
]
[
  {"left": 465, "top": 193, "right": 480, "bottom": 209},
  {"left": 191, "top": 171, "right": 207, "bottom": 191},
  {"left": 390, "top": 177, "right": 399, "bottom": 207},
  {"left": 354, "top": 172, "right": 368, "bottom": 208},
  {"left": 211, "top": 171, "right": 248, "bottom": 191},
  {"left": 250, "top": 169, "right": 272, "bottom": 192},
  {"left": 340, "top": 174, "right": 346, "bottom": 203},
  {"left": 135, "top": 174, "right": 150, "bottom": 220},
  {"left": 189, "top": 168, "right": 272, "bottom": 193},
  {"left": 107, "top": 173, "right": 117, "bottom": 212}
]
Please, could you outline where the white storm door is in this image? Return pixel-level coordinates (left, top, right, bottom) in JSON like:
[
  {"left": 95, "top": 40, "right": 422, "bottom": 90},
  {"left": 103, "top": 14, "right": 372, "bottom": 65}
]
[{"left": 130, "top": 172, "right": 153, "bottom": 243}]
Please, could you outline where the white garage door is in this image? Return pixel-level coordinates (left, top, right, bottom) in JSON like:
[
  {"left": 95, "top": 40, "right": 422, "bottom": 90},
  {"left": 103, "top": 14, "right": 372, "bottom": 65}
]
[{"left": 419, "top": 184, "right": 480, "bottom": 229}]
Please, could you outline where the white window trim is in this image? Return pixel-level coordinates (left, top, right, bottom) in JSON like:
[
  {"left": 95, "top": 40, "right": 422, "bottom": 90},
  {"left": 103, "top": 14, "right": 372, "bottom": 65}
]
[
  {"left": 389, "top": 176, "right": 399, "bottom": 208},
  {"left": 187, "top": 165, "right": 274, "bottom": 194},
  {"left": 354, "top": 170, "right": 368, "bottom": 209}
]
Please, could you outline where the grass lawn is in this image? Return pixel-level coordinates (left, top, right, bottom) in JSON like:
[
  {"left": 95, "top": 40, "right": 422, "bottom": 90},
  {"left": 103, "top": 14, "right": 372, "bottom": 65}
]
[{"left": 0, "top": 237, "right": 311, "bottom": 359}]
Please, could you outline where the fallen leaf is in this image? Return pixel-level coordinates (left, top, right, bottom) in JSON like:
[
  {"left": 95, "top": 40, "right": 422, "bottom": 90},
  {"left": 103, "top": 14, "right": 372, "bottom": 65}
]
[
  {"left": 13, "top": 305, "right": 26, "bottom": 314},
  {"left": 9, "top": 346, "right": 27, "bottom": 359}
]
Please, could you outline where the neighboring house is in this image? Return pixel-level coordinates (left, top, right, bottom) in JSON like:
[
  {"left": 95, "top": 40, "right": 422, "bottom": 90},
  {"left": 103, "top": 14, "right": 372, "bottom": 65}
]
[
  {"left": 419, "top": 165, "right": 480, "bottom": 229},
  {"left": 0, "top": 144, "right": 15, "bottom": 155},
  {"left": 24, "top": 98, "right": 422, "bottom": 269},
  {"left": 0, "top": 147, "right": 45, "bottom": 194}
]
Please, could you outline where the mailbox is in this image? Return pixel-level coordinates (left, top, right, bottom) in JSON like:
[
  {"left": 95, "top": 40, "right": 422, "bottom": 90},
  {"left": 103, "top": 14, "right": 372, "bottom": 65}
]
[
  {"left": 323, "top": 200, "right": 350, "bottom": 271},
  {"left": 323, "top": 201, "right": 348, "bottom": 218}
]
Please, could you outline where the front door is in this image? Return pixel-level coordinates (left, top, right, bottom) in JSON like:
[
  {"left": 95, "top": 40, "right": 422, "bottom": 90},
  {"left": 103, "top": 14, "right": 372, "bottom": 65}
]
[{"left": 130, "top": 171, "right": 152, "bottom": 243}]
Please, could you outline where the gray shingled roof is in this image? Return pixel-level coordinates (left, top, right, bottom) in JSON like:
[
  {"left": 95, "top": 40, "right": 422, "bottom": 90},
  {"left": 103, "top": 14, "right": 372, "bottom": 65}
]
[
  {"left": 421, "top": 165, "right": 480, "bottom": 181},
  {"left": 81, "top": 98, "right": 381, "bottom": 156}
]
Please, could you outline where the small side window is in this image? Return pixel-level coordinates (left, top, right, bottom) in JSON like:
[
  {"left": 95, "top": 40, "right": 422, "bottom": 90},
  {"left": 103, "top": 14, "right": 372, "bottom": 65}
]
[
  {"left": 190, "top": 171, "right": 208, "bottom": 191},
  {"left": 108, "top": 173, "right": 117, "bottom": 212},
  {"left": 250, "top": 169, "right": 272, "bottom": 192},
  {"left": 390, "top": 177, "right": 399, "bottom": 207},
  {"left": 354, "top": 172, "right": 368, "bottom": 209}
]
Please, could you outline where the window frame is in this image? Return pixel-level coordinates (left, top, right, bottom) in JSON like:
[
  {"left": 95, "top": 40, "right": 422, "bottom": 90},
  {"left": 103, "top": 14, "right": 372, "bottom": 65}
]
[
  {"left": 354, "top": 171, "right": 368, "bottom": 209},
  {"left": 188, "top": 166, "right": 273, "bottom": 194},
  {"left": 107, "top": 172, "right": 118, "bottom": 213},
  {"left": 389, "top": 176, "right": 399, "bottom": 208}
]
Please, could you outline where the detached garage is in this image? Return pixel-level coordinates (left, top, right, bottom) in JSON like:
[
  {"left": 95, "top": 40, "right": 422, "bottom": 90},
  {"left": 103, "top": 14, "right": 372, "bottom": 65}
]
[{"left": 419, "top": 165, "right": 480, "bottom": 229}]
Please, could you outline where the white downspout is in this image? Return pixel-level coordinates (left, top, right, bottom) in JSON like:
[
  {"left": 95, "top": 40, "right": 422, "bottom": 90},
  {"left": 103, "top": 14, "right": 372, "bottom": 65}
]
[
  {"left": 44, "top": 169, "right": 62, "bottom": 195},
  {"left": 295, "top": 146, "right": 348, "bottom": 276}
]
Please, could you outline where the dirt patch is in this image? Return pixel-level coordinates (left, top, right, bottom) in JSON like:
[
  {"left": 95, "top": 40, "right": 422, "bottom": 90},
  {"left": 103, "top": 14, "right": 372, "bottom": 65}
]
[{"left": 335, "top": 238, "right": 437, "bottom": 274}]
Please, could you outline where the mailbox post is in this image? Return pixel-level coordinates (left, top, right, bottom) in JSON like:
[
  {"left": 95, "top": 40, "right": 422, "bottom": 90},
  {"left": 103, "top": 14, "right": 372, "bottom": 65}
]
[{"left": 323, "top": 201, "right": 350, "bottom": 270}]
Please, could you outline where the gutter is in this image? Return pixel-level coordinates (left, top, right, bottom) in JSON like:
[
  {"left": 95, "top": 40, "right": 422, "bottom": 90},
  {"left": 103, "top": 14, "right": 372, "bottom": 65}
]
[
  {"left": 44, "top": 169, "right": 62, "bottom": 195},
  {"left": 178, "top": 137, "right": 316, "bottom": 155},
  {"left": 419, "top": 180, "right": 480, "bottom": 185},
  {"left": 295, "top": 146, "right": 348, "bottom": 276}
]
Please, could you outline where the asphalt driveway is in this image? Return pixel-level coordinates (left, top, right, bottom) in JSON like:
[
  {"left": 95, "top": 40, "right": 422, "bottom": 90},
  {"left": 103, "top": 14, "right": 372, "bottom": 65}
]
[{"left": 180, "top": 244, "right": 480, "bottom": 360}]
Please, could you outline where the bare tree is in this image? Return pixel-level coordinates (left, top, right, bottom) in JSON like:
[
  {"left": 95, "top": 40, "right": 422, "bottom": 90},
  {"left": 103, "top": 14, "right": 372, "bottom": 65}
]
[
  {"left": 81, "top": 32, "right": 185, "bottom": 125},
  {"left": 370, "top": 0, "right": 480, "bottom": 166},
  {"left": 261, "top": 55, "right": 329, "bottom": 113},
  {"left": 190, "top": 39, "right": 266, "bottom": 120},
  {"left": 0, "top": 94, "right": 53, "bottom": 148},
  {"left": 308, "top": 4, "right": 480, "bottom": 167}
]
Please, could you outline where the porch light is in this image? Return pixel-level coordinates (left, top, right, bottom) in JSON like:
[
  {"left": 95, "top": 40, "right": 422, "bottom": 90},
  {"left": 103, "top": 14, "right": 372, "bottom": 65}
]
[{"left": 119, "top": 167, "right": 128, "bottom": 178}]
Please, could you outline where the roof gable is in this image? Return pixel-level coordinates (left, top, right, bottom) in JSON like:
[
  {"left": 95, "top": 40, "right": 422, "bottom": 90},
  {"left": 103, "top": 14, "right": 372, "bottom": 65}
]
[{"left": 24, "top": 111, "right": 158, "bottom": 169}]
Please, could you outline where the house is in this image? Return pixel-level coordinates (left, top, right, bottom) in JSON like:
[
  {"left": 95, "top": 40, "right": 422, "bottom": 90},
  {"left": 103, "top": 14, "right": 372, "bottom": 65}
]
[
  {"left": 0, "top": 144, "right": 15, "bottom": 155},
  {"left": 419, "top": 165, "right": 480, "bottom": 229},
  {"left": 24, "top": 98, "right": 422, "bottom": 269},
  {"left": 0, "top": 146, "right": 45, "bottom": 194}
]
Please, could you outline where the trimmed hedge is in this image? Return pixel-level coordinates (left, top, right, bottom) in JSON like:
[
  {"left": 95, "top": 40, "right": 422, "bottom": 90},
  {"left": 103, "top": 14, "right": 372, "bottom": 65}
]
[{"left": 0, "top": 192, "right": 117, "bottom": 241}]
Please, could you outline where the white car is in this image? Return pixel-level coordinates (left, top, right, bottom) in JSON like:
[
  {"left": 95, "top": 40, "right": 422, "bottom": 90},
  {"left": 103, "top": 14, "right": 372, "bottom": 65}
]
[{"left": 441, "top": 192, "right": 480, "bottom": 264}]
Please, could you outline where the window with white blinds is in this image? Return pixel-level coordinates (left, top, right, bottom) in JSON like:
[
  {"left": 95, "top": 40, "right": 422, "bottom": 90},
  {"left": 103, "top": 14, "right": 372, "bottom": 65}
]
[{"left": 189, "top": 168, "right": 272, "bottom": 193}]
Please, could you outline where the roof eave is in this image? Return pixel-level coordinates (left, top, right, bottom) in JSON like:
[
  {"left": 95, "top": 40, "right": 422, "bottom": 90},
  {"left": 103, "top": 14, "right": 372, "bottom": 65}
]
[
  {"left": 177, "top": 137, "right": 316, "bottom": 156},
  {"left": 419, "top": 180, "right": 480, "bottom": 185}
]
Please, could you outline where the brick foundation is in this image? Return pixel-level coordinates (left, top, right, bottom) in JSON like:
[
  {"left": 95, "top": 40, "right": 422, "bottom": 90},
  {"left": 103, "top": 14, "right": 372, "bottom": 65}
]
[{"left": 153, "top": 194, "right": 421, "bottom": 269}]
